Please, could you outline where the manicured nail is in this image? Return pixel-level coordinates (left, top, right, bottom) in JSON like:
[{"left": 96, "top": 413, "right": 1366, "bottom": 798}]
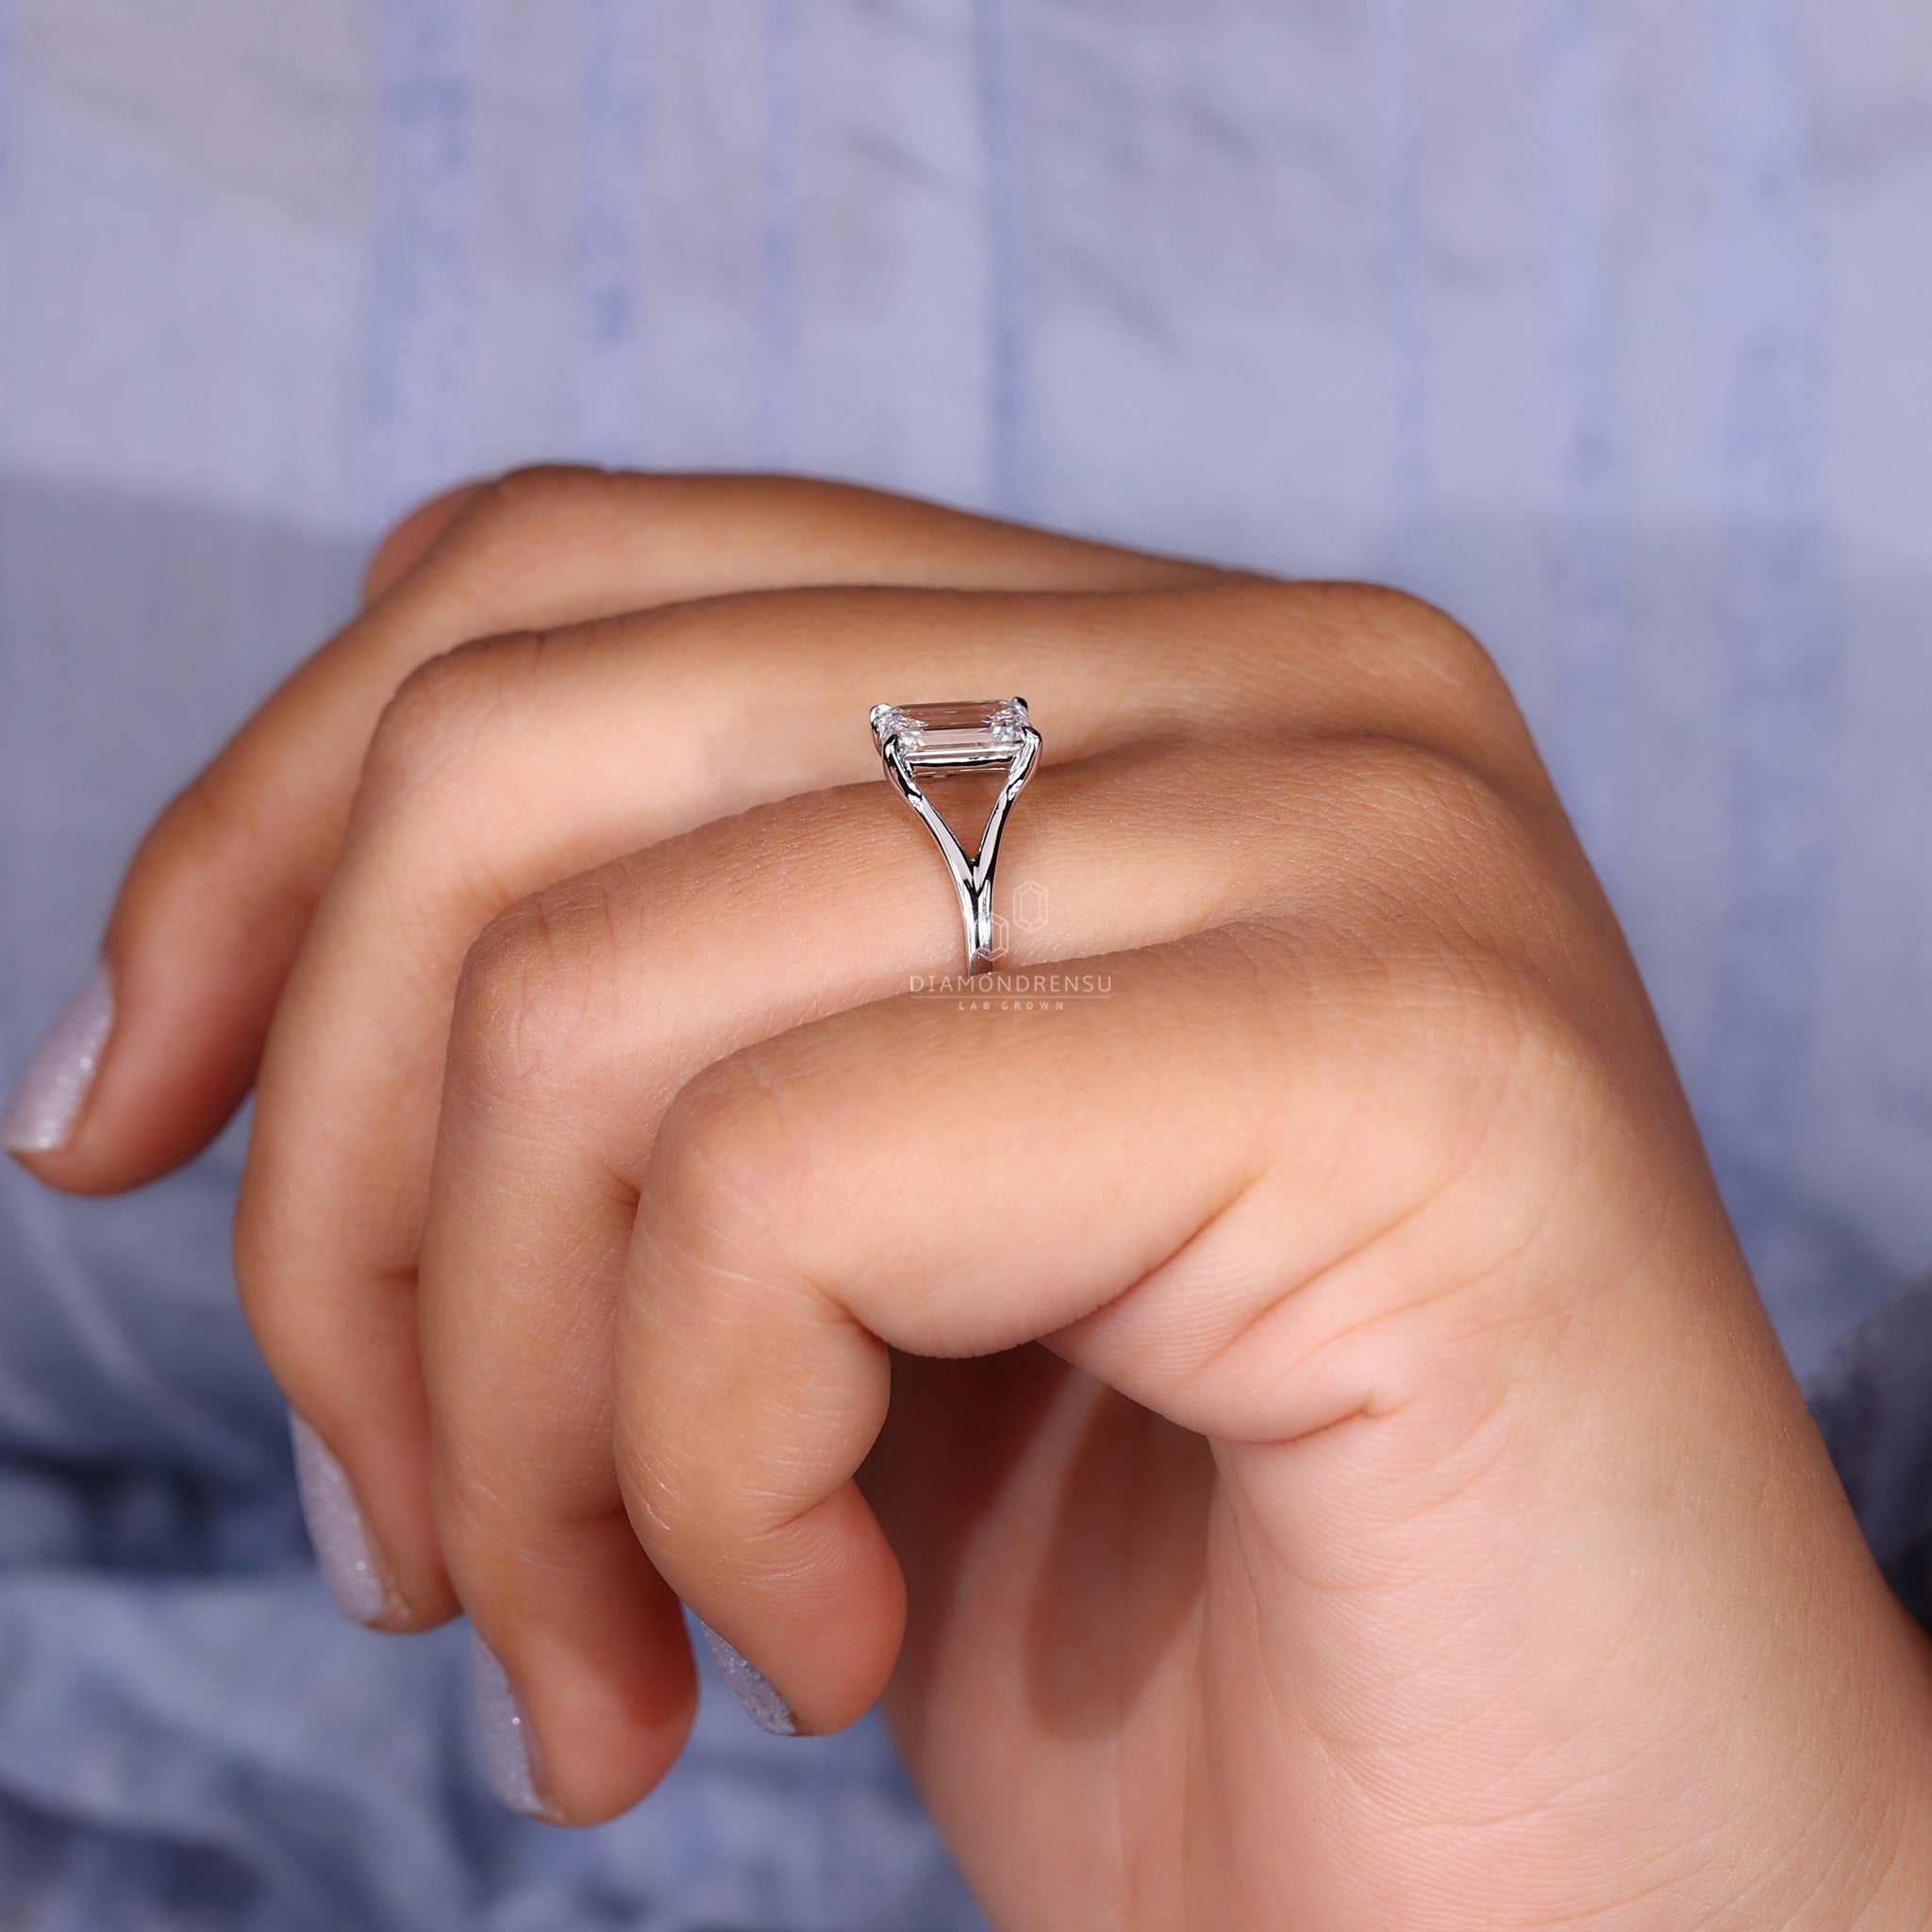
[
  {"left": 473, "top": 1631, "right": 553, "bottom": 1818},
  {"left": 2, "top": 961, "right": 114, "bottom": 1154},
  {"left": 699, "top": 1621, "right": 798, "bottom": 1737},
  {"left": 290, "top": 1412, "right": 393, "bottom": 1624}
]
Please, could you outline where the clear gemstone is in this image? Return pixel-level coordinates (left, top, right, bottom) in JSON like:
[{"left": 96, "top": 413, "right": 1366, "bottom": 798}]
[{"left": 871, "top": 697, "right": 1029, "bottom": 768}]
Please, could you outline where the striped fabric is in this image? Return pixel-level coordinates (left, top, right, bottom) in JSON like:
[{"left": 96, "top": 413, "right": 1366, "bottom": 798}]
[{"left": 0, "top": 2, "right": 1928, "bottom": 1925}]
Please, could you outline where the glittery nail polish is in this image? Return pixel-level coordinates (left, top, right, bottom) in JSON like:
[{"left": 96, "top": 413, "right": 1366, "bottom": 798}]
[
  {"left": 699, "top": 1621, "right": 799, "bottom": 1737},
  {"left": 290, "top": 1412, "right": 392, "bottom": 1624},
  {"left": 2, "top": 961, "right": 114, "bottom": 1154},
  {"left": 473, "top": 1631, "right": 552, "bottom": 1818}
]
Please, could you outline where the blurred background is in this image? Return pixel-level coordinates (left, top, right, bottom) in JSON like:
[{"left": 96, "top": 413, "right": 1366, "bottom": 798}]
[{"left": 0, "top": 3, "right": 1928, "bottom": 1926}]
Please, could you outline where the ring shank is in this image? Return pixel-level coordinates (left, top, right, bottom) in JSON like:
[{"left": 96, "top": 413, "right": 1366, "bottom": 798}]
[{"left": 877, "top": 722, "right": 1041, "bottom": 974}]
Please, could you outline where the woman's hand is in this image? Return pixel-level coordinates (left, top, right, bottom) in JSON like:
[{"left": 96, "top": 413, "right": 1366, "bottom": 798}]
[{"left": 12, "top": 470, "right": 1932, "bottom": 1928}]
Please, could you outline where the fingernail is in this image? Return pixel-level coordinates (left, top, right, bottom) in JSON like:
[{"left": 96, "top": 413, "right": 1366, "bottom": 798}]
[
  {"left": 2, "top": 961, "right": 114, "bottom": 1154},
  {"left": 290, "top": 1412, "right": 394, "bottom": 1624},
  {"left": 473, "top": 1631, "right": 553, "bottom": 1819},
  {"left": 698, "top": 1621, "right": 799, "bottom": 1737}
]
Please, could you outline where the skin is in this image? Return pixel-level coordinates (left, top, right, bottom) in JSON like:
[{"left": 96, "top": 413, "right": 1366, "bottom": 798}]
[{"left": 16, "top": 468, "right": 1932, "bottom": 1927}]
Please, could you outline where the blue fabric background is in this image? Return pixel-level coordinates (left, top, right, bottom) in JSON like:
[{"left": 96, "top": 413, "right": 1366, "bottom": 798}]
[{"left": 0, "top": 2, "right": 1929, "bottom": 1924}]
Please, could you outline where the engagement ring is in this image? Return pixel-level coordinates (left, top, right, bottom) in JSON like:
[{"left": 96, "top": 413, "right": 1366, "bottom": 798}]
[{"left": 870, "top": 698, "right": 1041, "bottom": 974}]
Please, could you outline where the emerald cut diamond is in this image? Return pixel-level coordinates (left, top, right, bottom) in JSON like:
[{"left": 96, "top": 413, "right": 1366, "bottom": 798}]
[{"left": 870, "top": 697, "right": 1030, "bottom": 769}]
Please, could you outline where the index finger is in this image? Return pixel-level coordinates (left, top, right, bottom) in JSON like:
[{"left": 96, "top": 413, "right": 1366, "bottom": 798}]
[{"left": 7, "top": 468, "right": 1221, "bottom": 1191}]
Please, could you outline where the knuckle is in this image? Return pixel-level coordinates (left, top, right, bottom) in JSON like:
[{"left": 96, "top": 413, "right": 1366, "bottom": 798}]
[
  {"left": 449, "top": 871, "right": 631, "bottom": 1102},
  {"left": 1325, "top": 581, "right": 1509, "bottom": 699},
  {"left": 1411, "top": 947, "right": 1587, "bottom": 1091},
  {"left": 457, "top": 466, "right": 858, "bottom": 558},
  {"left": 1236, "top": 577, "right": 1537, "bottom": 770},
  {"left": 420, "top": 465, "right": 625, "bottom": 588},
  {"left": 1328, "top": 735, "right": 1534, "bottom": 886},
  {"left": 1351, "top": 894, "right": 1619, "bottom": 1156},
  {"left": 1369, "top": 596, "right": 1542, "bottom": 774},
  {"left": 646, "top": 1054, "right": 805, "bottom": 1278},
  {"left": 451, "top": 462, "right": 668, "bottom": 555},
  {"left": 1426, "top": 967, "right": 1632, "bottom": 1262},
  {"left": 361, "top": 481, "right": 485, "bottom": 600},
  {"left": 1251, "top": 738, "right": 1622, "bottom": 1135},
  {"left": 469, "top": 460, "right": 609, "bottom": 526},
  {"left": 362, "top": 631, "right": 543, "bottom": 802},
  {"left": 152, "top": 754, "right": 271, "bottom": 877},
  {"left": 1323, "top": 745, "right": 1581, "bottom": 1013}
]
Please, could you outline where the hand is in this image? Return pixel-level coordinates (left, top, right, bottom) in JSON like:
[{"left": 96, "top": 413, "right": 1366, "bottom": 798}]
[{"left": 16, "top": 470, "right": 1932, "bottom": 1928}]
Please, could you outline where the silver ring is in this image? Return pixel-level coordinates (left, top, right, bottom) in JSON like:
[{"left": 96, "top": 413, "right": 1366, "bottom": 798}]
[{"left": 870, "top": 697, "right": 1041, "bottom": 974}]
